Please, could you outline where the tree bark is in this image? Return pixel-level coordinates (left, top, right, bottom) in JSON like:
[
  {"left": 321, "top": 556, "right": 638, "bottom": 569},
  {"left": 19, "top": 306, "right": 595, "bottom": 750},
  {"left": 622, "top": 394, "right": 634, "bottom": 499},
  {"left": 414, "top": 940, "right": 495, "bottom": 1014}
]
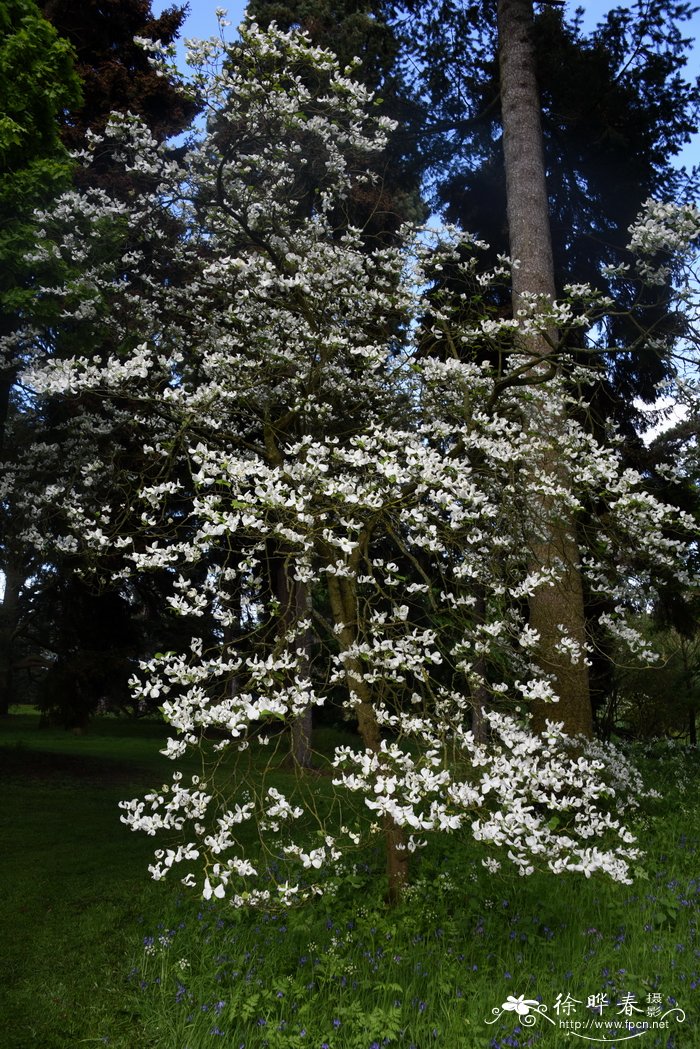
[
  {"left": 290, "top": 578, "right": 313, "bottom": 768},
  {"left": 497, "top": 0, "right": 592, "bottom": 736},
  {"left": 0, "top": 557, "right": 22, "bottom": 716},
  {"left": 271, "top": 553, "right": 315, "bottom": 768},
  {"left": 326, "top": 571, "right": 410, "bottom": 903}
]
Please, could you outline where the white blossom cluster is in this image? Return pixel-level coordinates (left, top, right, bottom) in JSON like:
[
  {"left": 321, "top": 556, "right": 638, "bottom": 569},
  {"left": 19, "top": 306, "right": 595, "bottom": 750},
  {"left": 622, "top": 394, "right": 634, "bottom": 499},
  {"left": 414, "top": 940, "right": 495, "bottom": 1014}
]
[
  {"left": 10, "top": 23, "right": 698, "bottom": 904},
  {"left": 628, "top": 199, "right": 700, "bottom": 276}
]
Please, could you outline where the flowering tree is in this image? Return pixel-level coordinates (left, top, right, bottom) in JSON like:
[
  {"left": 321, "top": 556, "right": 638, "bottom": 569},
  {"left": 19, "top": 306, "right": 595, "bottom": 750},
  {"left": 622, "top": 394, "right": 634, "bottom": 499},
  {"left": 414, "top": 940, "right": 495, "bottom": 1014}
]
[
  {"left": 0, "top": 0, "right": 82, "bottom": 715},
  {"left": 16, "top": 21, "right": 698, "bottom": 904}
]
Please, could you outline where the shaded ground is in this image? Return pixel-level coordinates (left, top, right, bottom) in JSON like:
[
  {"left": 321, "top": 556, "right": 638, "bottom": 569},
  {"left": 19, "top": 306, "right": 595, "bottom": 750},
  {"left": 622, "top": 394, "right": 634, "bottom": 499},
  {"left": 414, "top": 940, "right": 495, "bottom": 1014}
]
[
  {"left": 0, "top": 713, "right": 175, "bottom": 1049},
  {"left": 0, "top": 744, "right": 154, "bottom": 784}
]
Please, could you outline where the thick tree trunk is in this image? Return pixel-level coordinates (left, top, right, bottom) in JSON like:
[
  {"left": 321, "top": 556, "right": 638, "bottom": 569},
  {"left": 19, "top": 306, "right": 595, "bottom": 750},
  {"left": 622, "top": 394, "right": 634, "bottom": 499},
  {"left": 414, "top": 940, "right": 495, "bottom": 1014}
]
[{"left": 498, "top": 0, "right": 592, "bottom": 736}]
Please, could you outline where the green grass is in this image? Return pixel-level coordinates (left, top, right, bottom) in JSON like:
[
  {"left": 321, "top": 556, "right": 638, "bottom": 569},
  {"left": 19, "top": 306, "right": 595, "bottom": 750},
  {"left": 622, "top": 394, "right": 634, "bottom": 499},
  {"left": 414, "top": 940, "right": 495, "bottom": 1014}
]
[
  {"left": 0, "top": 713, "right": 180, "bottom": 1049},
  {"left": 1, "top": 713, "right": 699, "bottom": 1049},
  {"left": 125, "top": 814, "right": 700, "bottom": 1049}
]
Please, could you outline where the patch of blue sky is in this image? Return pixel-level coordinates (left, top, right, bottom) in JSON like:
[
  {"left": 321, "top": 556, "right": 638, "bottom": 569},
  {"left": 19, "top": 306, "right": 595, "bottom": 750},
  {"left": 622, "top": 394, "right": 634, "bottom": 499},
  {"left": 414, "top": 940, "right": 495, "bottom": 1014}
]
[{"left": 154, "top": 1, "right": 700, "bottom": 169}]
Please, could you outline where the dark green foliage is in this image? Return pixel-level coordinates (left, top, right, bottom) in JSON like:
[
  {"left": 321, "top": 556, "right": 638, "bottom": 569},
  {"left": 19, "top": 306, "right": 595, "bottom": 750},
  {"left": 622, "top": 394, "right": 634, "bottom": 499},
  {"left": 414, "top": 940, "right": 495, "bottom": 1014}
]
[
  {"left": 34, "top": 578, "right": 142, "bottom": 728},
  {"left": 39, "top": 0, "right": 196, "bottom": 149},
  {"left": 0, "top": 2, "right": 196, "bottom": 722},
  {"left": 0, "top": 1, "right": 81, "bottom": 716},
  {"left": 374, "top": 4, "right": 683, "bottom": 420},
  {"left": 0, "top": 0, "right": 80, "bottom": 211},
  {"left": 0, "top": 0, "right": 81, "bottom": 333},
  {"left": 419, "top": 2, "right": 699, "bottom": 427},
  {"left": 246, "top": 0, "right": 427, "bottom": 236},
  {"left": 248, "top": 0, "right": 399, "bottom": 83}
]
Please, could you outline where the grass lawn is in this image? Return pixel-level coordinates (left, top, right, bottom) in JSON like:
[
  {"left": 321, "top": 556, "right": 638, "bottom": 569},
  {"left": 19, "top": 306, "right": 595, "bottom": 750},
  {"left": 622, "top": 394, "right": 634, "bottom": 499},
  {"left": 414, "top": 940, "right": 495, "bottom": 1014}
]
[
  {"left": 1, "top": 712, "right": 699, "bottom": 1049},
  {"left": 0, "top": 713, "right": 179, "bottom": 1049}
]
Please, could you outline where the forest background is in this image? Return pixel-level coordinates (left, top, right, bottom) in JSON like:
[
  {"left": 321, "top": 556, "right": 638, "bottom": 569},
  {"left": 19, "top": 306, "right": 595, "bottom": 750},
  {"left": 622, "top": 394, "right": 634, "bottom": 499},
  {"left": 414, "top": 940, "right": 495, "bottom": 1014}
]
[{"left": 2, "top": 1, "right": 700, "bottom": 1045}]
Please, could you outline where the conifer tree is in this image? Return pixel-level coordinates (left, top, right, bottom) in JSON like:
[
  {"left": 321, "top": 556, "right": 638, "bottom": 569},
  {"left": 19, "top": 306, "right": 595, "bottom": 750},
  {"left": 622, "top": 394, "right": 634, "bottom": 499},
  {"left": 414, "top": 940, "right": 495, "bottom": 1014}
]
[
  {"left": 0, "top": 0, "right": 81, "bottom": 716},
  {"left": 249, "top": 0, "right": 700, "bottom": 732},
  {"left": 1, "top": 0, "right": 195, "bottom": 723}
]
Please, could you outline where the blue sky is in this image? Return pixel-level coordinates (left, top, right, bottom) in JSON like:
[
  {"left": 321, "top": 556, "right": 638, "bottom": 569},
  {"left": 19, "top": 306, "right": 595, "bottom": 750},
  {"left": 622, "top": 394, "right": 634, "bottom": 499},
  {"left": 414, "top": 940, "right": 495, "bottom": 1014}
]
[
  {"left": 158, "top": 0, "right": 662, "bottom": 35},
  {"left": 153, "top": 0, "right": 700, "bottom": 168}
]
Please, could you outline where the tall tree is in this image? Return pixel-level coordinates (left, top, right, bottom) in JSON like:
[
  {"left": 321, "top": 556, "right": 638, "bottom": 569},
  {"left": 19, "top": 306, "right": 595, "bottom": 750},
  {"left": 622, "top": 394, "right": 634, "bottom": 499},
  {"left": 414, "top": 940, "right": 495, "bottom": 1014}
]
[
  {"left": 20, "top": 24, "right": 695, "bottom": 901},
  {"left": 417, "top": 0, "right": 699, "bottom": 433},
  {"left": 497, "top": 0, "right": 590, "bottom": 733},
  {"left": 0, "top": 0, "right": 81, "bottom": 716},
  {"left": 39, "top": 0, "right": 195, "bottom": 151},
  {"left": 247, "top": 1, "right": 700, "bottom": 434},
  {"left": 243, "top": 0, "right": 700, "bottom": 735},
  {"left": 246, "top": 0, "right": 427, "bottom": 237},
  {"left": 1, "top": 0, "right": 197, "bottom": 723},
  {"left": 0, "top": 0, "right": 80, "bottom": 446},
  {"left": 419, "top": 0, "right": 699, "bottom": 729}
]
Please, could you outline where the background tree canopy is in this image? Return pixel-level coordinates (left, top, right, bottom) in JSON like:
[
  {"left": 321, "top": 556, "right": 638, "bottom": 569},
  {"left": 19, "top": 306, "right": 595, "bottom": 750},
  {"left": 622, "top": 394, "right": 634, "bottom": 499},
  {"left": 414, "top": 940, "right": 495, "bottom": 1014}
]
[{"left": 1, "top": 1, "right": 698, "bottom": 752}]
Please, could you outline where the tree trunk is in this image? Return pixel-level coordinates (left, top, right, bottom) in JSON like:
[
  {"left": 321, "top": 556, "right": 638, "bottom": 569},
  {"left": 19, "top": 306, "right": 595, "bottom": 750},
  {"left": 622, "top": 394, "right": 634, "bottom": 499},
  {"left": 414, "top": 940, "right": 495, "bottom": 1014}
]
[
  {"left": 0, "top": 557, "right": 22, "bottom": 716},
  {"left": 271, "top": 553, "right": 315, "bottom": 768},
  {"left": 290, "top": 578, "right": 313, "bottom": 768},
  {"left": 497, "top": 0, "right": 592, "bottom": 736},
  {"left": 326, "top": 572, "right": 410, "bottom": 902}
]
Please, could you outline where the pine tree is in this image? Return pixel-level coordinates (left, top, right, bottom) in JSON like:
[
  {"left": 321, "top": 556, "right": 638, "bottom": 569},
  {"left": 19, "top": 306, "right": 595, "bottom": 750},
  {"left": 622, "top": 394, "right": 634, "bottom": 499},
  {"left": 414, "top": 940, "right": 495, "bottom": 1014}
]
[
  {"left": 496, "top": 0, "right": 591, "bottom": 734},
  {"left": 1, "top": 0, "right": 195, "bottom": 723},
  {"left": 316, "top": 0, "right": 699, "bottom": 731},
  {"left": 0, "top": 0, "right": 81, "bottom": 716},
  {"left": 40, "top": 0, "right": 195, "bottom": 149},
  {"left": 417, "top": 0, "right": 699, "bottom": 430},
  {"left": 246, "top": 0, "right": 427, "bottom": 237}
]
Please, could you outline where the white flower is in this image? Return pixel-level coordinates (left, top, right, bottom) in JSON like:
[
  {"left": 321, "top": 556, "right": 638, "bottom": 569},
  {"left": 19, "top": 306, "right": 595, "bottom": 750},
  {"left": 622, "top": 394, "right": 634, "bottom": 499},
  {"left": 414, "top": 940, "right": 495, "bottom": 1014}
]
[{"left": 502, "top": 995, "right": 540, "bottom": 1016}]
